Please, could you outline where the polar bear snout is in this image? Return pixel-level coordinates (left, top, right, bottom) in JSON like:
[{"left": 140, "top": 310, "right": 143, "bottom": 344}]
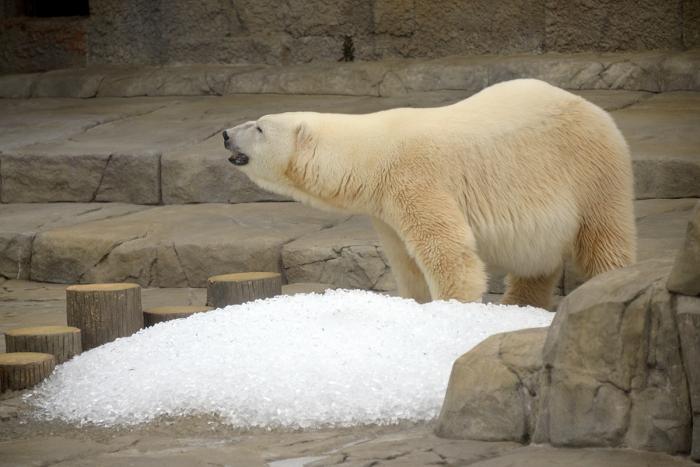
[{"left": 222, "top": 128, "right": 250, "bottom": 166}]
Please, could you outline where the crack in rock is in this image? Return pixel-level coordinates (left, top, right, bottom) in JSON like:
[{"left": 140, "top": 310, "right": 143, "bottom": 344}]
[
  {"left": 90, "top": 154, "right": 112, "bottom": 202},
  {"left": 77, "top": 232, "right": 148, "bottom": 282}
]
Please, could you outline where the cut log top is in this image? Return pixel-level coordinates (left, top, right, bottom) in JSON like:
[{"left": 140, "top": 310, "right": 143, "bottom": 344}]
[
  {"left": 66, "top": 283, "right": 140, "bottom": 292},
  {"left": 0, "top": 352, "right": 55, "bottom": 365},
  {"left": 5, "top": 326, "right": 80, "bottom": 337},
  {"left": 144, "top": 306, "right": 213, "bottom": 315},
  {"left": 208, "top": 272, "right": 281, "bottom": 283}
]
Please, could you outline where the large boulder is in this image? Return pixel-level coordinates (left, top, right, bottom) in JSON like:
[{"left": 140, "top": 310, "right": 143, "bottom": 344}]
[
  {"left": 436, "top": 256, "right": 699, "bottom": 458},
  {"left": 667, "top": 202, "right": 700, "bottom": 296},
  {"left": 534, "top": 260, "right": 691, "bottom": 453},
  {"left": 677, "top": 295, "right": 700, "bottom": 460},
  {"left": 435, "top": 328, "right": 547, "bottom": 442}
]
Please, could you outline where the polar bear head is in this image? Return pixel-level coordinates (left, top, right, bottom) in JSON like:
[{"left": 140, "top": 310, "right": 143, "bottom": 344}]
[{"left": 223, "top": 112, "right": 315, "bottom": 194}]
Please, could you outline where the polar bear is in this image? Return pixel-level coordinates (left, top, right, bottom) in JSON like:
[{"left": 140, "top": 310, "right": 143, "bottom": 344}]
[{"left": 223, "top": 79, "right": 636, "bottom": 308}]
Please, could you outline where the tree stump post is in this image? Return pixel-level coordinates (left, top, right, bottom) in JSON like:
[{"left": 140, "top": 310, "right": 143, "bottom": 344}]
[
  {"left": 5, "top": 326, "right": 82, "bottom": 364},
  {"left": 143, "top": 305, "right": 213, "bottom": 327},
  {"left": 0, "top": 352, "right": 55, "bottom": 392},
  {"left": 66, "top": 283, "right": 143, "bottom": 351},
  {"left": 207, "top": 272, "right": 282, "bottom": 308}
]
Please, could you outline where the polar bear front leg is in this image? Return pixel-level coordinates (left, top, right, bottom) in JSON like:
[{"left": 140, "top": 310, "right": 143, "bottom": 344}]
[
  {"left": 386, "top": 192, "right": 487, "bottom": 303},
  {"left": 372, "top": 218, "right": 431, "bottom": 303}
]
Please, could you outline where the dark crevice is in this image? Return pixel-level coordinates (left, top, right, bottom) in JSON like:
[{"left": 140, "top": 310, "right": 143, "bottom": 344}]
[
  {"left": 90, "top": 154, "right": 112, "bottom": 202},
  {"left": 156, "top": 152, "right": 163, "bottom": 205},
  {"left": 171, "top": 243, "right": 192, "bottom": 287}
]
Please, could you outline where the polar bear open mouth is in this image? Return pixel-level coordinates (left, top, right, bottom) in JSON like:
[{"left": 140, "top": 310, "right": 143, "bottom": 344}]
[{"left": 228, "top": 152, "right": 249, "bottom": 166}]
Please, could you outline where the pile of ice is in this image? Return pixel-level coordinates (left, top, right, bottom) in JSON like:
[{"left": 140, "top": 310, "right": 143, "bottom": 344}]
[{"left": 28, "top": 289, "right": 553, "bottom": 429}]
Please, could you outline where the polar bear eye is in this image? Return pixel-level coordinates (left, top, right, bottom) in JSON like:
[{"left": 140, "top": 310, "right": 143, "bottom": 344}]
[{"left": 256, "top": 125, "right": 263, "bottom": 134}]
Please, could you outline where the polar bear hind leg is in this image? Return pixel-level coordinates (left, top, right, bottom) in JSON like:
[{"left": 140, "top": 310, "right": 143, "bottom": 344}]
[
  {"left": 573, "top": 202, "right": 636, "bottom": 279},
  {"left": 502, "top": 270, "right": 562, "bottom": 309}
]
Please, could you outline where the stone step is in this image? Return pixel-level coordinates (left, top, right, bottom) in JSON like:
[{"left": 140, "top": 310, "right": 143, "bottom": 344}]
[
  {"left": 1, "top": 91, "right": 698, "bottom": 203},
  {"left": 1, "top": 50, "right": 698, "bottom": 99},
  {"left": 0, "top": 199, "right": 696, "bottom": 293}
]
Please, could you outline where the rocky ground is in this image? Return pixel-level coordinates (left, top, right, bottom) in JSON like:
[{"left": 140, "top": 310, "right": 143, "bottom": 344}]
[
  {"left": 0, "top": 53, "right": 699, "bottom": 465},
  {"left": 0, "top": 414, "right": 696, "bottom": 467}
]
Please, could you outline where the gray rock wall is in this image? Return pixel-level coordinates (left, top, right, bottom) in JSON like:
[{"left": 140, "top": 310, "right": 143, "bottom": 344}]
[
  {"left": 437, "top": 259, "right": 700, "bottom": 457},
  {"left": 3, "top": 0, "right": 699, "bottom": 72},
  {"left": 85, "top": 0, "right": 700, "bottom": 67}
]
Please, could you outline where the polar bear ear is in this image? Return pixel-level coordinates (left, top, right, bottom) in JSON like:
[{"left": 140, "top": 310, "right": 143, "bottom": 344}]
[{"left": 295, "top": 122, "right": 314, "bottom": 150}]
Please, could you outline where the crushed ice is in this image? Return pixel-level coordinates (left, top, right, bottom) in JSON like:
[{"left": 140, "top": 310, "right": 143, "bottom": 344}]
[{"left": 27, "top": 289, "right": 553, "bottom": 429}]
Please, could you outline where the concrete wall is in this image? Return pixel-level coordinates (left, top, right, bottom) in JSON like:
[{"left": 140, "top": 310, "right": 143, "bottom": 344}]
[{"left": 2, "top": 0, "right": 699, "bottom": 72}]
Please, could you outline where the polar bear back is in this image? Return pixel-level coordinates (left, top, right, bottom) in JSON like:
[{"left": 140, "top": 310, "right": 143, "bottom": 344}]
[{"left": 302, "top": 80, "right": 631, "bottom": 277}]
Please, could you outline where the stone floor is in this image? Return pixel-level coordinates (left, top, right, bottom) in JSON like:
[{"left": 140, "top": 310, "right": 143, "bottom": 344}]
[{"left": 0, "top": 403, "right": 696, "bottom": 467}]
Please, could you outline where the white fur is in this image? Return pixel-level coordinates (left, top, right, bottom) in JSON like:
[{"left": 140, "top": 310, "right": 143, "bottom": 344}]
[{"left": 226, "top": 79, "right": 636, "bottom": 307}]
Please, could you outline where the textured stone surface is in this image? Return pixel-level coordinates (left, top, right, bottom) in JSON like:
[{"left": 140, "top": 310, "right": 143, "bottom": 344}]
[
  {"left": 544, "top": 0, "right": 684, "bottom": 52},
  {"left": 613, "top": 93, "right": 700, "bottom": 200},
  {"left": 0, "top": 73, "right": 35, "bottom": 99},
  {"left": 686, "top": 0, "right": 700, "bottom": 49},
  {"left": 32, "top": 68, "right": 105, "bottom": 99},
  {"left": 29, "top": 203, "right": 344, "bottom": 287},
  {"left": 2, "top": 50, "right": 698, "bottom": 100},
  {"left": 87, "top": 0, "right": 162, "bottom": 67},
  {"left": 667, "top": 202, "right": 700, "bottom": 296},
  {"left": 0, "top": 404, "right": 695, "bottom": 467},
  {"left": 1, "top": 199, "right": 692, "bottom": 292},
  {"left": 1, "top": 152, "right": 161, "bottom": 204},
  {"left": 676, "top": 295, "right": 700, "bottom": 461},
  {"left": 535, "top": 260, "right": 691, "bottom": 453},
  {"left": 436, "top": 328, "right": 547, "bottom": 442},
  {"left": 0, "top": 204, "right": 148, "bottom": 281},
  {"left": 0, "top": 420, "right": 695, "bottom": 467},
  {"left": 282, "top": 216, "right": 395, "bottom": 293},
  {"left": 465, "top": 446, "right": 695, "bottom": 467},
  {"left": 75, "top": 1, "right": 697, "bottom": 69},
  {"left": 0, "top": 17, "right": 87, "bottom": 74},
  {"left": 0, "top": 97, "right": 170, "bottom": 152},
  {"left": 96, "top": 65, "right": 264, "bottom": 97},
  {"left": 224, "top": 61, "right": 391, "bottom": 96},
  {"left": 0, "top": 97, "right": 241, "bottom": 203}
]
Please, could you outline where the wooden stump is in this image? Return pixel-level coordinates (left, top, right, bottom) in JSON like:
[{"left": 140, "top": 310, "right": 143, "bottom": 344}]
[
  {"left": 66, "top": 283, "right": 143, "bottom": 351},
  {"left": 207, "top": 272, "right": 282, "bottom": 308},
  {"left": 5, "top": 326, "right": 81, "bottom": 364},
  {"left": 0, "top": 352, "right": 55, "bottom": 392},
  {"left": 143, "top": 305, "right": 213, "bottom": 327}
]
